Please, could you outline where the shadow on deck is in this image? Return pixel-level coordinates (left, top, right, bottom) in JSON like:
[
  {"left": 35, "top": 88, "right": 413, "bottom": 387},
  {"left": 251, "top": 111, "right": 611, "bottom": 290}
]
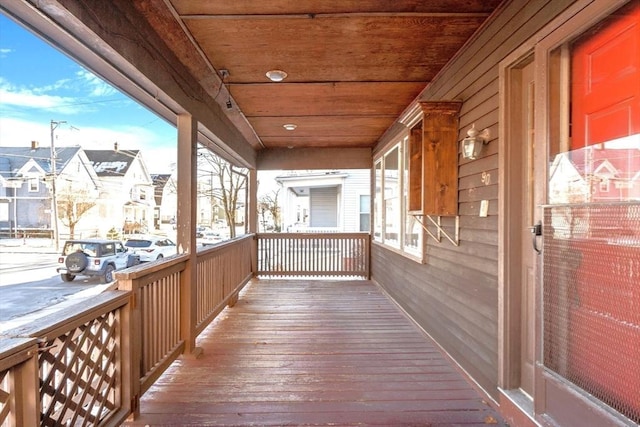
[{"left": 124, "top": 279, "right": 506, "bottom": 426}]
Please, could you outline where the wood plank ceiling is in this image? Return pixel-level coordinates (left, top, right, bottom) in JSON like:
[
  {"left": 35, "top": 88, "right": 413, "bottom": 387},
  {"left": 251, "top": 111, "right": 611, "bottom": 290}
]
[{"left": 141, "top": 0, "right": 503, "bottom": 151}]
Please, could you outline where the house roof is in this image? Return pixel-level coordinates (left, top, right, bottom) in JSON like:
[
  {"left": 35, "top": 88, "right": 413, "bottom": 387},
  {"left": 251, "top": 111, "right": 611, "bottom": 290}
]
[
  {"left": 571, "top": 148, "right": 640, "bottom": 180},
  {"left": 84, "top": 149, "right": 140, "bottom": 177},
  {"left": 152, "top": 174, "right": 173, "bottom": 204},
  {"left": 0, "top": 146, "right": 83, "bottom": 179}
]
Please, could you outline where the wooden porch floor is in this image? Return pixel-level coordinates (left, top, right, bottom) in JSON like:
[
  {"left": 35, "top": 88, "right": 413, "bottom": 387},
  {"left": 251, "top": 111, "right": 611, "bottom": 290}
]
[{"left": 124, "top": 279, "right": 507, "bottom": 426}]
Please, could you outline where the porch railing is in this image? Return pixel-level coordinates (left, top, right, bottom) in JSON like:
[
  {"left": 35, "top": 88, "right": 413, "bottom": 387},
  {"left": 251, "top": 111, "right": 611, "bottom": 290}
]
[
  {"left": 0, "top": 233, "right": 369, "bottom": 425},
  {"left": 257, "top": 232, "right": 370, "bottom": 278},
  {"left": 0, "top": 291, "right": 133, "bottom": 427},
  {"left": 0, "top": 234, "right": 254, "bottom": 426}
]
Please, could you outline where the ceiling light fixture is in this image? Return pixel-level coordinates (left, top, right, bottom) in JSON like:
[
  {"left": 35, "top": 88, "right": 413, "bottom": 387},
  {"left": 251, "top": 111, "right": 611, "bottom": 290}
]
[
  {"left": 266, "top": 69, "right": 288, "bottom": 82},
  {"left": 283, "top": 124, "right": 297, "bottom": 131}
]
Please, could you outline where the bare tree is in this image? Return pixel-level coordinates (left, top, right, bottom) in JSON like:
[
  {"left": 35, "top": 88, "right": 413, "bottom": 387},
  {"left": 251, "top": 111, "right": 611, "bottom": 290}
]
[
  {"left": 198, "top": 151, "right": 247, "bottom": 238},
  {"left": 258, "top": 188, "right": 281, "bottom": 232},
  {"left": 57, "top": 185, "right": 97, "bottom": 239}
]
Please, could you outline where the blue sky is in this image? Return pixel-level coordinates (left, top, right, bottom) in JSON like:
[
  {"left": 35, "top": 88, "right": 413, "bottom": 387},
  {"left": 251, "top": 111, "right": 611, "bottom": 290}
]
[{"left": 0, "top": 13, "right": 177, "bottom": 173}]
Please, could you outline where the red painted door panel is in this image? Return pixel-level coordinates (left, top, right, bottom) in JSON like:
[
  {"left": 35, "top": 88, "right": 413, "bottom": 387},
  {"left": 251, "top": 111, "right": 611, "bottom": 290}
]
[
  {"left": 569, "top": 2, "right": 640, "bottom": 419},
  {"left": 572, "top": 2, "right": 640, "bottom": 149}
]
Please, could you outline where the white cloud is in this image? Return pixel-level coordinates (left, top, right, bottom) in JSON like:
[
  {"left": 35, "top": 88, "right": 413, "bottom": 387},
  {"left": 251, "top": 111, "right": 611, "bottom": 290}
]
[
  {"left": 0, "top": 48, "right": 12, "bottom": 58},
  {"left": 0, "top": 78, "right": 85, "bottom": 115},
  {"left": 76, "top": 69, "right": 117, "bottom": 97}
]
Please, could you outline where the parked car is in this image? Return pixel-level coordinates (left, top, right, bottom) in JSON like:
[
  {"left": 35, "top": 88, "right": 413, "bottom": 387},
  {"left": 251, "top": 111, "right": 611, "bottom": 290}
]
[
  {"left": 124, "top": 236, "right": 177, "bottom": 262},
  {"left": 195, "top": 226, "right": 212, "bottom": 238},
  {"left": 197, "top": 231, "right": 223, "bottom": 246},
  {"left": 57, "top": 239, "right": 139, "bottom": 283}
]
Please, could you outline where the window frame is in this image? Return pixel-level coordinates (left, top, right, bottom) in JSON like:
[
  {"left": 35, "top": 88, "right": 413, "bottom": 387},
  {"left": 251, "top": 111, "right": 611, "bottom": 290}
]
[
  {"left": 373, "top": 134, "right": 426, "bottom": 263},
  {"left": 28, "top": 177, "right": 39, "bottom": 192}
]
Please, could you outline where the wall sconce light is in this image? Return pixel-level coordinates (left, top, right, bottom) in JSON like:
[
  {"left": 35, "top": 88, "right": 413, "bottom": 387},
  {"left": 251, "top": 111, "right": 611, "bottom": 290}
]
[{"left": 461, "top": 124, "right": 490, "bottom": 160}]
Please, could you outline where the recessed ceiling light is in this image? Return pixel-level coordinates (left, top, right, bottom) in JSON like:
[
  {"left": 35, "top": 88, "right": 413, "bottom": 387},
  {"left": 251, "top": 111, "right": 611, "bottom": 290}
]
[
  {"left": 266, "top": 69, "right": 288, "bottom": 82},
  {"left": 283, "top": 124, "right": 297, "bottom": 131}
]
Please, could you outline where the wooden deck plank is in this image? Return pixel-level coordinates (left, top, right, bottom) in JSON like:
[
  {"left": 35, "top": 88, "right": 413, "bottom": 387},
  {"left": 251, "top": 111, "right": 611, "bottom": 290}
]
[{"left": 124, "top": 279, "right": 506, "bottom": 426}]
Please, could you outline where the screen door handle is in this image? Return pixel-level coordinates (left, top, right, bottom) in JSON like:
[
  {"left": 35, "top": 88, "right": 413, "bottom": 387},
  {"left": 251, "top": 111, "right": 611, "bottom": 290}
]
[{"left": 530, "top": 221, "right": 542, "bottom": 254}]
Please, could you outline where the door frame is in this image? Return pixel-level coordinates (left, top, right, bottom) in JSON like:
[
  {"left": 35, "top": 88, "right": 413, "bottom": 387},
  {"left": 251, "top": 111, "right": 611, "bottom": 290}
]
[{"left": 498, "top": 0, "right": 634, "bottom": 425}]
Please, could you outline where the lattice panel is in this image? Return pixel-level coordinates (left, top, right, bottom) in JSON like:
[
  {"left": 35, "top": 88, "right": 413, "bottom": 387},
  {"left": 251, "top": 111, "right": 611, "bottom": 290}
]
[
  {"left": 543, "top": 203, "right": 640, "bottom": 423},
  {"left": 39, "top": 311, "right": 119, "bottom": 426},
  {"left": 0, "top": 369, "right": 10, "bottom": 427}
]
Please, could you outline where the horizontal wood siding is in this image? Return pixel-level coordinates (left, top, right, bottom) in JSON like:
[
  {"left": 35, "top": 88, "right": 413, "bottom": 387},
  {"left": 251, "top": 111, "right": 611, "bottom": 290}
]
[{"left": 372, "top": 0, "right": 577, "bottom": 399}]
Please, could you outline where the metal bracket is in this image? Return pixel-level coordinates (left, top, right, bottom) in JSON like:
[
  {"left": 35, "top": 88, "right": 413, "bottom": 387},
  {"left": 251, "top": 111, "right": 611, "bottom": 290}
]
[{"left": 413, "top": 215, "right": 459, "bottom": 246}]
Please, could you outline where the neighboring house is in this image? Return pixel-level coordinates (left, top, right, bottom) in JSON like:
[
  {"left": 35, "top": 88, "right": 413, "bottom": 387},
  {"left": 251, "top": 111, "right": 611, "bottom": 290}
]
[
  {"left": 276, "top": 170, "right": 370, "bottom": 233},
  {"left": 0, "top": 143, "right": 101, "bottom": 238},
  {"left": 85, "top": 149, "right": 155, "bottom": 236},
  {"left": 152, "top": 173, "right": 177, "bottom": 229}
]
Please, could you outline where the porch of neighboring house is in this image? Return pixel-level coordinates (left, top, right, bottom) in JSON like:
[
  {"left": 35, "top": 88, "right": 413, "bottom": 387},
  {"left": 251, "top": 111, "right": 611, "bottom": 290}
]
[{"left": 124, "top": 278, "right": 506, "bottom": 426}]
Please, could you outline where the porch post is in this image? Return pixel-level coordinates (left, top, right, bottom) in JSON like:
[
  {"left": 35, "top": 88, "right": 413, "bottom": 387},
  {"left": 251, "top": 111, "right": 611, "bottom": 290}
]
[
  {"left": 248, "top": 169, "right": 258, "bottom": 275},
  {"left": 176, "top": 113, "right": 201, "bottom": 356}
]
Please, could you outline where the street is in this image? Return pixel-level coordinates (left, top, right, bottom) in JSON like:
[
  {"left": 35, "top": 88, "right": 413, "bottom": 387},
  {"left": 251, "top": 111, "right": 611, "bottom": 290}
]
[{"left": 0, "top": 245, "right": 109, "bottom": 332}]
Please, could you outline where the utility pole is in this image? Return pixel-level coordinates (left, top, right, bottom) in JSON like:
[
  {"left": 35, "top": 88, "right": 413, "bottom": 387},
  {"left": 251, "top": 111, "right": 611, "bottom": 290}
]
[{"left": 50, "top": 120, "right": 66, "bottom": 250}]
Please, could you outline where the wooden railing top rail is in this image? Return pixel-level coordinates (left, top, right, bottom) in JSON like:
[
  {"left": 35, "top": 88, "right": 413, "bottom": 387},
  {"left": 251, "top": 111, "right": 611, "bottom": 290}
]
[{"left": 257, "top": 232, "right": 370, "bottom": 239}]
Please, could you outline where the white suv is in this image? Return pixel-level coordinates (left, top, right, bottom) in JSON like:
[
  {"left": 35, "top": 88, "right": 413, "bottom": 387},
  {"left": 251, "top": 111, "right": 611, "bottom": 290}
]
[{"left": 57, "top": 239, "right": 140, "bottom": 283}]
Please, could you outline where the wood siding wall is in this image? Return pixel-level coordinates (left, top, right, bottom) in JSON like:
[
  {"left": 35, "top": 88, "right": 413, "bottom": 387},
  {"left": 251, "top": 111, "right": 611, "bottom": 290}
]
[{"left": 371, "top": 0, "right": 576, "bottom": 399}]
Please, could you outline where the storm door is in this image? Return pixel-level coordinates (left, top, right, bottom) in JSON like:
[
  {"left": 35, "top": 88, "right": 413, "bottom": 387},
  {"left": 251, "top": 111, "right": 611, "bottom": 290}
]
[{"left": 539, "top": 1, "right": 640, "bottom": 424}]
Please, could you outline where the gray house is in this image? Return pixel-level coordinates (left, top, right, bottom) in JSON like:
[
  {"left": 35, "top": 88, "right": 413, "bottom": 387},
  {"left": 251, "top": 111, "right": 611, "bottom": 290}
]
[{"left": 0, "top": 143, "right": 99, "bottom": 238}]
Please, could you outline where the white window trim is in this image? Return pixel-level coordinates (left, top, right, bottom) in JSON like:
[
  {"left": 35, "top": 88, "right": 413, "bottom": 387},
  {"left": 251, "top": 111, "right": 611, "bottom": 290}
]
[{"left": 373, "top": 134, "right": 426, "bottom": 263}]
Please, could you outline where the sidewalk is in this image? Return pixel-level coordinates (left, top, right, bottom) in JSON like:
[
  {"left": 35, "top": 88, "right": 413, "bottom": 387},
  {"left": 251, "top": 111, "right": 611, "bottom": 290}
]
[{"left": 0, "top": 238, "right": 59, "bottom": 254}]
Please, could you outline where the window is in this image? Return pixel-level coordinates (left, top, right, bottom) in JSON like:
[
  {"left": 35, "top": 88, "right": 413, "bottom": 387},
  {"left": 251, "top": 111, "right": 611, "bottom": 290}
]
[
  {"left": 373, "top": 161, "right": 382, "bottom": 241},
  {"left": 373, "top": 136, "right": 424, "bottom": 261},
  {"left": 359, "top": 194, "right": 370, "bottom": 232},
  {"left": 384, "top": 146, "right": 400, "bottom": 247},
  {"left": 28, "top": 177, "right": 39, "bottom": 192}
]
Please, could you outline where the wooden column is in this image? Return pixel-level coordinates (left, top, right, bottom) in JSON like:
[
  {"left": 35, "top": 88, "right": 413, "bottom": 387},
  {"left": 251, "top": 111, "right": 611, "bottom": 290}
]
[
  {"left": 248, "top": 169, "right": 258, "bottom": 275},
  {"left": 176, "top": 114, "right": 201, "bottom": 356}
]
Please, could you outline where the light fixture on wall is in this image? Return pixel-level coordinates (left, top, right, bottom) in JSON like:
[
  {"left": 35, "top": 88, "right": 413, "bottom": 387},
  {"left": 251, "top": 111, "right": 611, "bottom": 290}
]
[
  {"left": 461, "top": 124, "right": 490, "bottom": 160},
  {"left": 266, "top": 69, "right": 288, "bottom": 82}
]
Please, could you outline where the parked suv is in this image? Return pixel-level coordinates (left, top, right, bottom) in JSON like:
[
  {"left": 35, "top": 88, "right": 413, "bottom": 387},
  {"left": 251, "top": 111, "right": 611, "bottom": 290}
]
[{"left": 57, "top": 239, "right": 140, "bottom": 283}]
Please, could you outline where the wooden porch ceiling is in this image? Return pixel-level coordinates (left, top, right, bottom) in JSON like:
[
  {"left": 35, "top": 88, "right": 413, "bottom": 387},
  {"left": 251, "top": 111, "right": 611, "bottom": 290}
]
[
  {"left": 137, "top": 0, "right": 503, "bottom": 151},
  {"left": 124, "top": 279, "right": 507, "bottom": 426}
]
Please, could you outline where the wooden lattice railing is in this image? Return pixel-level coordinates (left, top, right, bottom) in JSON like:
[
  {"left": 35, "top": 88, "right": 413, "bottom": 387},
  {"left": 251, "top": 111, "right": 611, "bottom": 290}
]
[
  {"left": 0, "top": 292, "right": 132, "bottom": 427},
  {"left": 257, "top": 232, "right": 370, "bottom": 278}
]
